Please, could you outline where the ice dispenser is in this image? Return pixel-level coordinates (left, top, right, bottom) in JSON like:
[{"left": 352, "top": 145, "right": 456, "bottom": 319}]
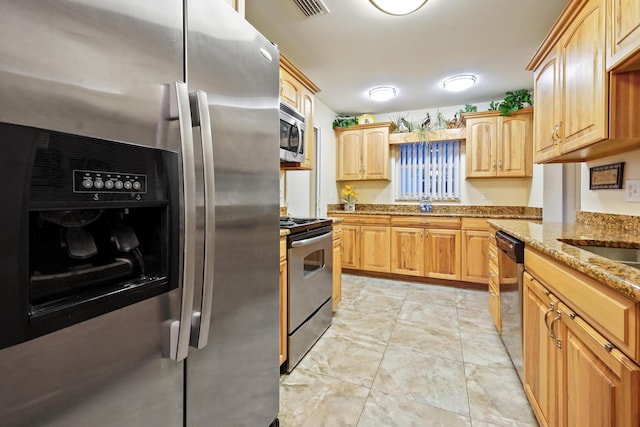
[{"left": 0, "top": 122, "right": 180, "bottom": 349}]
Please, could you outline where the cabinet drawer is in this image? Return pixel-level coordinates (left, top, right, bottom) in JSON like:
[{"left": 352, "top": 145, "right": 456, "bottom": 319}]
[
  {"left": 391, "top": 216, "right": 461, "bottom": 229},
  {"left": 341, "top": 215, "right": 390, "bottom": 226},
  {"left": 525, "top": 247, "right": 639, "bottom": 361},
  {"left": 332, "top": 223, "right": 342, "bottom": 240},
  {"left": 461, "top": 217, "right": 490, "bottom": 230},
  {"left": 279, "top": 237, "right": 287, "bottom": 262}
]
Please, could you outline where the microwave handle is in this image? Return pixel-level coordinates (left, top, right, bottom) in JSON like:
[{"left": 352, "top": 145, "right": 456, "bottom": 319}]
[{"left": 297, "top": 123, "right": 304, "bottom": 155}]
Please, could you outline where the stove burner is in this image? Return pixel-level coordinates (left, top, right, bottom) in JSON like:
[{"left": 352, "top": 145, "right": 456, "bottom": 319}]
[{"left": 279, "top": 216, "right": 333, "bottom": 233}]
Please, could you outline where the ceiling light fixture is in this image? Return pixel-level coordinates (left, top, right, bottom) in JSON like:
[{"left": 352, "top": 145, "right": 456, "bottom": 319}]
[
  {"left": 443, "top": 74, "right": 477, "bottom": 92},
  {"left": 369, "top": 0, "right": 428, "bottom": 16},
  {"left": 369, "top": 86, "right": 396, "bottom": 102}
]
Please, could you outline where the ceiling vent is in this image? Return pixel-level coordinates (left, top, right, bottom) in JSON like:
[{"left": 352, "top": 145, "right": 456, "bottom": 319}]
[{"left": 292, "top": 0, "right": 330, "bottom": 17}]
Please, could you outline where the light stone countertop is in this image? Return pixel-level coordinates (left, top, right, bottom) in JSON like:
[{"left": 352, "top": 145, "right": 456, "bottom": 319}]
[{"left": 488, "top": 218, "right": 640, "bottom": 302}]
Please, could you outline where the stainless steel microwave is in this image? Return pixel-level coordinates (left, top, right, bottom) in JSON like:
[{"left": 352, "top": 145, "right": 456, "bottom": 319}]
[{"left": 279, "top": 103, "right": 305, "bottom": 162}]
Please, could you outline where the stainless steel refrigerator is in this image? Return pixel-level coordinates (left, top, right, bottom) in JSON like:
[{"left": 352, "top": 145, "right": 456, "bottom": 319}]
[{"left": 0, "top": 1, "right": 280, "bottom": 426}]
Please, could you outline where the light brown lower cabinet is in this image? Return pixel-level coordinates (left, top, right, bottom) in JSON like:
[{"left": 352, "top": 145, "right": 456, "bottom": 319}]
[
  {"left": 389, "top": 216, "right": 461, "bottom": 281},
  {"left": 523, "top": 267, "right": 640, "bottom": 427},
  {"left": 340, "top": 215, "right": 390, "bottom": 273},
  {"left": 332, "top": 223, "right": 342, "bottom": 308},
  {"left": 487, "top": 228, "right": 501, "bottom": 333},
  {"left": 461, "top": 218, "right": 491, "bottom": 284},
  {"left": 279, "top": 237, "right": 287, "bottom": 366}
]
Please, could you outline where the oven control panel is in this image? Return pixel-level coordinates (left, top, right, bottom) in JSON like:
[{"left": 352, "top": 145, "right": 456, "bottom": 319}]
[{"left": 73, "top": 170, "right": 147, "bottom": 194}]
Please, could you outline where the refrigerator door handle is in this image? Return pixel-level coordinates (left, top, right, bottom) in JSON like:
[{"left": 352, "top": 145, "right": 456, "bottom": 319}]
[
  {"left": 189, "top": 90, "right": 215, "bottom": 349},
  {"left": 164, "top": 81, "right": 197, "bottom": 361}
]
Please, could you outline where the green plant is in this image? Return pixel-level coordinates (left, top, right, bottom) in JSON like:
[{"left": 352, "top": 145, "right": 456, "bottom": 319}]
[
  {"left": 458, "top": 103, "right": 477, "bottom": 115},
  {"left": 496, "top": 89, "right": 532, "bottom": 116},
  {"left": 488, "top": 100, "right": 499, "bottom": 111},
  {"left": 332, "top": 115, "right": 358, "bottom": 129}
]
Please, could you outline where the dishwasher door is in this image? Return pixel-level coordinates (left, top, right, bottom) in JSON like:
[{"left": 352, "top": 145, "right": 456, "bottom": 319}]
[{"left": 496, "top": 230, "right": 525, "bottom": 384}]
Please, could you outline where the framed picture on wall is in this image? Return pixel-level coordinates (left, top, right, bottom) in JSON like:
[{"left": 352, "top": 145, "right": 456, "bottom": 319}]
[{"left": 589, "top": 162, "right": 624, "bottom": 190}]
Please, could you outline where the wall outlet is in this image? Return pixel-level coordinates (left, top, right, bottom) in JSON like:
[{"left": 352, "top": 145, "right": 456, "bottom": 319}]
[{"left": 625, "top": 179, "right": 640, "bottom": 202}]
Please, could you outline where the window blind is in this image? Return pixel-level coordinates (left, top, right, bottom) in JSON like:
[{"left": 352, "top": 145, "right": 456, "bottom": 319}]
[{"left": 396, "top": 140, "right": 461, "bottom": 201}]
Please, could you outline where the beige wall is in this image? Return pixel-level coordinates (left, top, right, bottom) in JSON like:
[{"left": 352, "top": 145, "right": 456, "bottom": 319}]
[
  {"left": 282, "top": 99, "right": 543, "bottom": 217},
  {"left": 580, "top": 148, "right": 640, "bottom": 216},
  {"left": 282, "top": 98, "right": 639, "bottom": 219}
]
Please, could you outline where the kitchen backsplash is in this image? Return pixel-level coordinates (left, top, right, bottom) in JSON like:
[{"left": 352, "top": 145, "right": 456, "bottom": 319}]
[
  {"left": 576, "top": 211, "right": 640, "bottom": 234},
  {"left": 327, "top": 203, "right": 542, "bottom": 218}
]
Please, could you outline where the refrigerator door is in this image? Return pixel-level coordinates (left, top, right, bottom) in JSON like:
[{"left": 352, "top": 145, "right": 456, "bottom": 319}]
[
  {"left": 185, "top": 1, "right": 281, "bottom": 426},
  {"left": 0, "top": 1, "right": 187, "bottom": 426}
]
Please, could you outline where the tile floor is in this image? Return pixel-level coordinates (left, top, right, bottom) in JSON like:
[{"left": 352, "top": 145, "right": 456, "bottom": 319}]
[{"left": 278, "top": 274, "right": 539, "bottom": 427}]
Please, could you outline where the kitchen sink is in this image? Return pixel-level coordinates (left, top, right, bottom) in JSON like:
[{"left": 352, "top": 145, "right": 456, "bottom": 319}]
[{"left": 558, "top": 240, "right": 640, "bottom": 270}]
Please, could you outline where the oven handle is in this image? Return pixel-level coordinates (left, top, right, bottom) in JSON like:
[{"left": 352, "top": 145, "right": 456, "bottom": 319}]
[
  {"left": 291, "top": 232, "right": 331, "bottom": 248},
  {"left": 189, "top": 90, "right": 216, "bottom": 350},
  {"left": 164, "top": 81, "right": 196, "bottom": 362}
]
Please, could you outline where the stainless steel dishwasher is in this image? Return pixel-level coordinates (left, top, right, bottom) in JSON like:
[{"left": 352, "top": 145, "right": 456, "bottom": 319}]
[{"left": 495, "top": 230, "right": 525, "bottom": 383}]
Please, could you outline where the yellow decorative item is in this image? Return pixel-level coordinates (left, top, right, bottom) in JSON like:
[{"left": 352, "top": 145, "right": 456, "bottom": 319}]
[
  {"left": 341, "top": 185, "right": 358, "bottom": 211},
  {"left": 358, "top": 114, "right": 376, "bottom": 125}
]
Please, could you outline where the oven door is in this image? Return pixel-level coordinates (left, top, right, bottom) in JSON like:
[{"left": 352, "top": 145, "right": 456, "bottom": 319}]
[{"left": 287, "top": 227, "right": 332, "bottom": 332}]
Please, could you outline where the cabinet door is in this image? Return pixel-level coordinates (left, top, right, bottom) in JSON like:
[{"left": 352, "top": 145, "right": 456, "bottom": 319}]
[
  {"left": 488, "top": 280, "right": 501, "bottom": 334},
  {"left": 279, "top": 67, "right": 300, "bottom": 110},
  {"left": 360, "top": 225, "right": 390, "bottom": 272},
  {"left": 523, "top": 273, "right": 557, "bottom": 427},
  {"left": 362, "top": 127, "right": 390, "bottom": 180},
  {"left": 461, "top": 229, "right": 489, "bottom": 283},
  {"left": 498, "top": 113, "right": 532, "bottom": 177},
  {"left": 425, "top": 229, "right": 460, "bottom": 280},
  {"left": 332, "top": 237, "right": 342, "bottom": 308},
  {"left": 337, "top": 130, "right": 363, "bottom": 180},
  {"left": 341, "top": 224, "right": 359, "bottom": 269},
  {"left": 391, "top": 227, "right": 424, "bottom": 276},
  {"left": 466, "top": 117, "right": 497, "bottom": 177},
  {"left": 607, "top": 0, "right": 640, "bottom": 69},
  {"left": 560, "top": 0, "right": 608, "bottom": 153},
  {"left": 299, "top": 86, "right": 314, "bottom": 170},
  {"left": 533, "top": 50, "right": 562, "bottom": 163},
  {"left": 557, "top": 303, "right": 640, "bottom": 427},
  {"left": 279, "top": 259, "right": 287, "bottom": 366}
]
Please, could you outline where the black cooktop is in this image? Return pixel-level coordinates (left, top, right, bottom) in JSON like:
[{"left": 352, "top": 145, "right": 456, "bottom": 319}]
[{"left": 280, "top": 216, "right": 332, "bottom": 234}]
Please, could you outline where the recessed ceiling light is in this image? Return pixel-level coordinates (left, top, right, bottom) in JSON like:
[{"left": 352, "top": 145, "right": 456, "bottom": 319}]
[
  {"left": 369, "top": 0, "right": 428, "bottom": 16},
  {"left": 369, "top": 86, "right": 397, "bottom": 101},
  {"left": 443, "top": 74, "right": 477, "bottom": 92}
]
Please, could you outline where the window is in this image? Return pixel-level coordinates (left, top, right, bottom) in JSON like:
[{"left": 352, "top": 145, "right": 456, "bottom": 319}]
[{"left": 396, "top": 140, "right": 461, "bottom": 201}]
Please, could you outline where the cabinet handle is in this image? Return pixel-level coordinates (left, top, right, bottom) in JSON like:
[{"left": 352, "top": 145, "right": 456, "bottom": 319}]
[
  {"left": 492, "top": 159, "right": 497, "bottom": 170},
  {"left": 488, "top": 271, "right": 496, "bottom": 278},
  {"left": 488, "top": 253, "right": 496, "bottom": 259},
  {"left": 544, "top": 301, "right": 555, "bottom": 332},
  {"left": 549, "top": 310, "right": 561, "bottom": 340},
  {"left": 552, "top": 121, "right": 562, "bottom": 144},
  {"left": 604, "top": 343, "right": 614, "bottom": 352},
  {"left": 420, "top": 221, "right": 430, "bottom": 225}
]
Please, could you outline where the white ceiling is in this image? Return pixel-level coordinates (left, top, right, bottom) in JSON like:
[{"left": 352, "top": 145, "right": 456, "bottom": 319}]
[{"left": 245, "top": 0, "right": 569, "bottom": 116}]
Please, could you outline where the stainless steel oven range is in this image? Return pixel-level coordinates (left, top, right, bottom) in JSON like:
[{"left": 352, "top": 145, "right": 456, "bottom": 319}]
[{"left": 280, "top": 217, "right": 333, "bottom": 372}]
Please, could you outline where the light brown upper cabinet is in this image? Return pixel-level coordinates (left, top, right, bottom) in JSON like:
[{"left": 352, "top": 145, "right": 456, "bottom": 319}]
[
  {"left": 335, "top": 122, "right": 395, "bottom": 181},
  {"left": 607, "top": 0, "right": 640, "bottom": 69},
  {"left": 279, "top": 55, "right": 320, "bottom": 171},
  {"left": 527, "top": 0, "right": 640, "bottom": 163},
  {"left": 464, "top": 108, "right": 533, "bottom": 178}
]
